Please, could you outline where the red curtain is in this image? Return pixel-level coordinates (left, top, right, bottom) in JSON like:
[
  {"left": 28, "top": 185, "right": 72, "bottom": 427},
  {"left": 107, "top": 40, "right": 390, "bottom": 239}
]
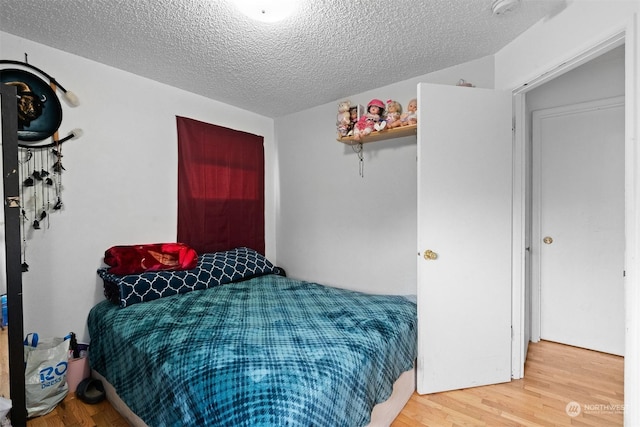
[{"left": 176, "top": 116, "right": 265, "bottom": 255}]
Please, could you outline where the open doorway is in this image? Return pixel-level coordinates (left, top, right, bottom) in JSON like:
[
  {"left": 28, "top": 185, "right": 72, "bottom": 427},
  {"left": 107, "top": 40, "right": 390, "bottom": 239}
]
[
  {"left": 510, "top": 34, "right": 629, "bottom": 381},
  {"left": 527, "top": 45, "right": 626, "bottom": 356}
]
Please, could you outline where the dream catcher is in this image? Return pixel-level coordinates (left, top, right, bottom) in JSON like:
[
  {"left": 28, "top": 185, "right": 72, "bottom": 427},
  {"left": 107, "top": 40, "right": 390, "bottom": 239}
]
[{"left": 0, "top": 55, "right": 82, "bottom": 271}]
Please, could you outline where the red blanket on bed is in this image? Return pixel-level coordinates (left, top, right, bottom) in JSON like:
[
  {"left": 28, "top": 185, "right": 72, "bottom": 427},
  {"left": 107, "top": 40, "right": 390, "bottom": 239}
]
[{"left": 104, "top": 243, "right": 198, "bottom": 275}]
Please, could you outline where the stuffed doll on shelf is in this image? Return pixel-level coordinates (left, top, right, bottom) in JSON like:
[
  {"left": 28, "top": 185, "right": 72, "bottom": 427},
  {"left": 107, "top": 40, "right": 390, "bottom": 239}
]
[
  {"left": 385, "top": 99, "right": 403, "bottom": 128},
  {"left": 399, "top": 98, "right": 417, "bottom": 126},
  {"left": 336, "top": 100, "right": 351, "bottom": 137},
  {"left": 347, "top": 104, "right": 363, "bottom": 136},
  {"left": 352, "top": 98, "right": 386, "bottom": 141}
]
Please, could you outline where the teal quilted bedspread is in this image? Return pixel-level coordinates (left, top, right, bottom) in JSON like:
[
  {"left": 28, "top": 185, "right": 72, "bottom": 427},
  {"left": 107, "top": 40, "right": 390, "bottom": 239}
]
[{"left": 88, "top": 275, "right": 417, "bottom": 426}]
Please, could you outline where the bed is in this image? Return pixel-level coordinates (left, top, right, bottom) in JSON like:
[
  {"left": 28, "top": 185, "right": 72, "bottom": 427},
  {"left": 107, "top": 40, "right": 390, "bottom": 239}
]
[{"left": 89, "top": 247, "right": 417, "bottom": 426}]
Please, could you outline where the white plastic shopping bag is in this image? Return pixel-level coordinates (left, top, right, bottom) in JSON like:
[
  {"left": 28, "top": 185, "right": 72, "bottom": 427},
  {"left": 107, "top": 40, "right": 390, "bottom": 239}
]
[
  {"left": 23, "top": 333, "right": 70, "bottom": 418},
  {"left": 0, "top": 396, "right": 11, "bottom": 425}
]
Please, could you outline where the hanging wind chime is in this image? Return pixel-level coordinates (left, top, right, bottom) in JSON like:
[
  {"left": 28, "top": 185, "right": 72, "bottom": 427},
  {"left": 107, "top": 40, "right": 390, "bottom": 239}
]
[
  {"left": 0, "top": 54, "right": 82, "bottom": 272},
  {"left": 352, "top": 142, "right": 364, "bottom": 177}
]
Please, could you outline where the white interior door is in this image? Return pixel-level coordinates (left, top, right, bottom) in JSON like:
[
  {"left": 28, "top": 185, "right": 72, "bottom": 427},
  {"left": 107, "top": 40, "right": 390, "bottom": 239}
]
[
  {"left": 532, "top": 97, "right": 625, "bottom": 356},
  {"left": 416, "top": 83, "right": 512, "bottom": 394}
]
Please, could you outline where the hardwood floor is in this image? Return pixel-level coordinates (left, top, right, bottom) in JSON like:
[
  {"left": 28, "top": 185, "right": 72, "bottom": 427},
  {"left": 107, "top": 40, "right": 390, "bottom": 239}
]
[
  {"left": 392, "top": 340, "right": 623, "bottom": 427},
  {"left": 0, "top": 339, "right": 623, "bottom": 426},
  {"left": 24, "top": 394, "right": 128, "bottom": 427}
]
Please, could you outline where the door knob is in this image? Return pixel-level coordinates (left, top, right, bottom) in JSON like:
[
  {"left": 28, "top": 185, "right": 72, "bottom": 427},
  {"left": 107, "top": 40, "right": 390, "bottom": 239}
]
[
  {"left": 423, "top": 249, "right": 438, "bottom": 260},
  {"left": 543, "top": 236, "right": 553, "bottom": 244}
]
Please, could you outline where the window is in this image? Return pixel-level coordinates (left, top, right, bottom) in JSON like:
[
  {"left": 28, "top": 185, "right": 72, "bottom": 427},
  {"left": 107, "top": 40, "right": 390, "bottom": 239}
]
[{"left": 176, "top": 116, "right": 265, "bottom": 254}]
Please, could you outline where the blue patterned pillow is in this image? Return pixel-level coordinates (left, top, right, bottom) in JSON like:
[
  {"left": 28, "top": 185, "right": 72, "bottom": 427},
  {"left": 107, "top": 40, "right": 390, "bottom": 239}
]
[{"left": 98, "top": 247, "right": 277, "bottom": 307}]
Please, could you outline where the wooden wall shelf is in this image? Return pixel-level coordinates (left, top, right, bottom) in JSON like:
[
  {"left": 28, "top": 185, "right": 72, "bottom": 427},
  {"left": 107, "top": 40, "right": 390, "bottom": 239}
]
[{"left": 337, "top": 124, "right": 417, "bottom": 145}]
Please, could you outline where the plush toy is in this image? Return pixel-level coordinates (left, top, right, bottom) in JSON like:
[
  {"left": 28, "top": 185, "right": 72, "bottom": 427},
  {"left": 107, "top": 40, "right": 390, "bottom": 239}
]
[
  {"left": 399, "top": 98, "right": 417, "bottom": 126},
  {"left": 353, "top": 99, "right": 385, "bottom": 141},
  {"left": 385, "top": 99, "right": 403, "bottom": 128},
  {"left": 336, "top": 100, "right": 351, "bottom": 137}
]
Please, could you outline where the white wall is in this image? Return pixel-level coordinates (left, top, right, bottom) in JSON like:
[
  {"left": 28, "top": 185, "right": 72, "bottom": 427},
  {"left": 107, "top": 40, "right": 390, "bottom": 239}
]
[
  {"left": 495, "top": 1, "right": 637, "bottom": 92},
  {"left": 0, "top": 32, "right": 276, "bottom": 342},
  {"left": 526, "top": 45, "right": 625, "bottom": 111},
  {"left": 274, "top": 56, "right": 494, "bottom": 296},
  {"left": 495, "top": 2, "right": 639, "bottom": 425}
]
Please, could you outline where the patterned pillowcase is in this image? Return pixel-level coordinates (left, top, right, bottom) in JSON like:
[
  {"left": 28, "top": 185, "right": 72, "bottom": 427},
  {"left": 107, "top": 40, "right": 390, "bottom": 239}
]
[{"left": 97, "top": 247, "right": 277, "bottom": 308}]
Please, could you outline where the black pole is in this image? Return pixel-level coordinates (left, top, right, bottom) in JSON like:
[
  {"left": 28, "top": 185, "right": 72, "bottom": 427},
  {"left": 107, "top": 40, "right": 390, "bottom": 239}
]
[{"left": 2, "top": 83, "right": 27, "bottom": 426}]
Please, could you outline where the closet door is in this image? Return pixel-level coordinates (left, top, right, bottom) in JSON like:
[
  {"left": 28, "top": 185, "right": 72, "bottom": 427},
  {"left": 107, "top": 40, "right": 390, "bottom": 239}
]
[{"left": 416, "top": 83, "right": 512, "bottom": 394}]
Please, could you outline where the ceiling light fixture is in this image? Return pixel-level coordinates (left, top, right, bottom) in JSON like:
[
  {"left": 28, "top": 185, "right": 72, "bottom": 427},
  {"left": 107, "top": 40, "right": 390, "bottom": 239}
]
[
  {"left": 233, "top": 0, "right": 296, "bottom": 23},
  {"left": 491, "top": 0, "right": 521, "bottom": 15}
]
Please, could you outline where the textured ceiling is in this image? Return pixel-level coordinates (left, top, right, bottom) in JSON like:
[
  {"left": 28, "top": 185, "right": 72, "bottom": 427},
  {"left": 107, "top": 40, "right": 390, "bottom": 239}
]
[{"left": 0, "top": 0, "right": 567, "bottom": 118}]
